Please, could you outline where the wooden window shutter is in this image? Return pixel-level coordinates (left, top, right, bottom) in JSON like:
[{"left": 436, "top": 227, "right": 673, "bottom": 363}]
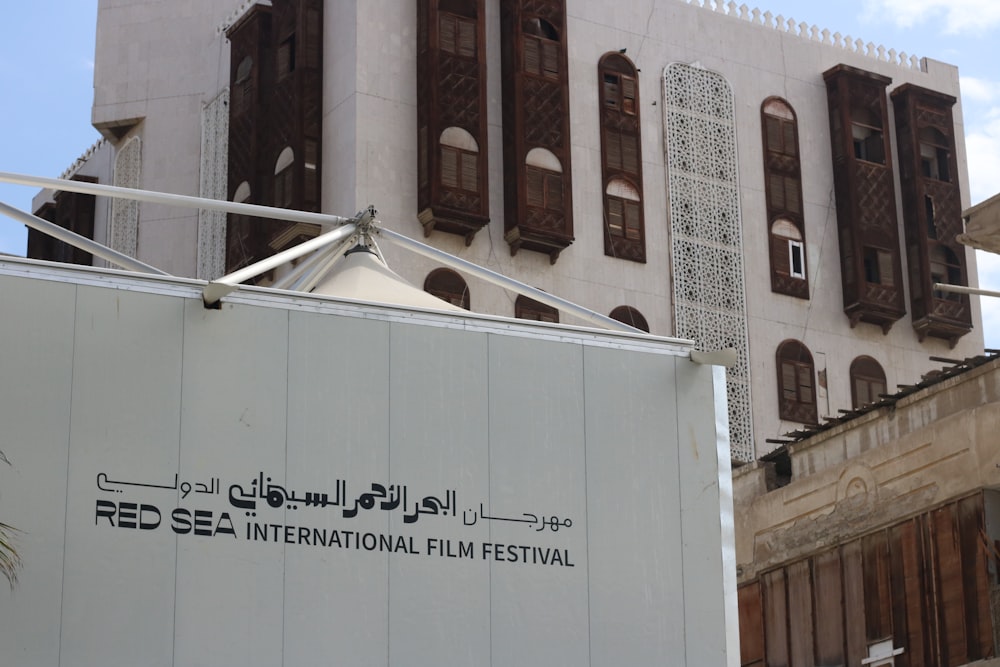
[
  {"left": 797, "top": 365, "right": 813, "bottom": 403},
  {"left": 781, "top": 361, "right": 797, "bottom": 400},
  {"left": 765, "top": 116, "right": 783, "bottom": 154},
  {"left": 441, "top": 146, "right": 459, "bottom": 188},
  {"left": 546, "top": 172, "right": 563, "bottom": 209},
  {"left": 524, "top": 38, "right": 540, "bottom": 75},
  {"left": 773, "top": 234, "right": 791, "bottom": 275},
  {"left": 526, "top": 167, "right": 544, "bottom": 207},
  {"left": 440, "top": 15, "right": 456, "bottom": 54},
  {"left": 622, "top": 134, "right": 639, "bottom": 174},
  {"left": 769, "top": 172, "right": 786, "bottom": 210},
  {"left": 621, "top": 75, "right": 636, "bottom": 114},
  {"left": 607, "top": 197, "right": 624, "bottom": 235},
  {"left": 541, "top": 41, "right": 558, "bottom": 78},
  {"left": 782, "top": 120, "right": 797, "bottom": 157},
  {"left": 624, "top": 201, "right": 641, "bottom": 240},
  {"left": 878, "top": 250, "right": 894, "bottom": 287},
  {"left": 461, "top": 152, "right": 478, "bottom": 192},
  {"left": 457, "top": 17, "right": 476, "bottom": 57},
  {"left": 603, "top": 74, "right": 620, "bottom": 109},
  {"left": 605, "top": 129, "right": 622, "bottom": 170},
  {"left": 784, "top": 176, "right": 801, "bottom": 214}
]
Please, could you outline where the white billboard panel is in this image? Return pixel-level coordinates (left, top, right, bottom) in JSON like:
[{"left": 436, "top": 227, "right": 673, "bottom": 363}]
[{"left": 0, "top": 261, "right": 737, "bottom": 667}]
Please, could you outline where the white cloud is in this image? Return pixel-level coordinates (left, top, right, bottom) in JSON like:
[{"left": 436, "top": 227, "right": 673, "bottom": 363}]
[
  {"left": 975, "top": 250, "right": 1000, "bottom": 349},
  {"left": 960, "top": 76, "right": 1000, "bottom": 104},
  {"left": 862, "top": 0, "right": 1000, "bottom": 33},
  {"left": 965, "top": 109, "right": 1000, "bottom": 205}
]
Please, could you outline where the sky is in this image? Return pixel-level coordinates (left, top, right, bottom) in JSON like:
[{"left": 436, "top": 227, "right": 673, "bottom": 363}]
[{"left": 0, "top": 0, "right": 998, "bottom": 345}]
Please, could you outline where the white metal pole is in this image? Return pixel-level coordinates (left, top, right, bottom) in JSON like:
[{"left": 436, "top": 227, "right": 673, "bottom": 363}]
[
  {"left": 0, "top": 201, "right": 168, "bottom": 275},
  {"left": 0, "top": 171, "right": 352, "bottom": 227},
  {"left": 203, "top": 223, "right": 358, "bottom": 305},
  {"left": 933, "top": 283, "right": 1000, "bottom": 299}
]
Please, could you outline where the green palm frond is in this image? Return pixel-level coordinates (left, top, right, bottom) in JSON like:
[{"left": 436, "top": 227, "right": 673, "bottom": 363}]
[
  {"left": 0, "top": 521, "right": 20, "bottom": 587},
  {"left": 0, "top": 450, "right": 20, "bottom": 588}
]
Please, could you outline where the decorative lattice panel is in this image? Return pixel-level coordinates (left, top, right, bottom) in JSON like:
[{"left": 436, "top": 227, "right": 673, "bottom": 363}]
[
  {"left": 110, "top": 136, "right": 141, "bottom": 258},
  {"left": 663, "top": 62, "right": 754, "bottom": 462},
  {"left": 198, "top": 88, "right": 230, "bottom": 280}
]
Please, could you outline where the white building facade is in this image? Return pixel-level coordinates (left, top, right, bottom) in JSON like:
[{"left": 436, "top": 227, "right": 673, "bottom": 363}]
[{"left": 42, "top": 0, "right": 984, "bottom": 462}]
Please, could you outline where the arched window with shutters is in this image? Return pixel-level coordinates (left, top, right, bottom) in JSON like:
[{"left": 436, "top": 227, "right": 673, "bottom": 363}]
[
  {"left": 600, "top": 52, "right": 644, "bottom": 262},
  {"left": 439, "top": 127, "right": 479, "bottom": 196},
  {"left": 850, "top": 356, "right": 886, "bottom": 409},
  {"left": 515, "top": 294, "right": 558, "bottom": 323},
  {"left": 776, "top": 340, "right": 818, "bottom": 424},
  {"left": 525, "top": 148, "right": 563, "bottom": 212},
  {"left": 424, "top": 268, "right": 470, "bottom": 310},
  {"left": 761, "top": 97, "right": 808, "bottom": 298},
  {"left": 609, "top": 306, "right": 649, "bottom": 332}
]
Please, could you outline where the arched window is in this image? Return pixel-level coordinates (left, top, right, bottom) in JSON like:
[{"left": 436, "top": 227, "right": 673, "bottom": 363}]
[
  {"left": 600, "top": 52, "right": 644, "bottom": 262},
  {"left": 525, "top": 148, "right": 563, "bottom": 212},
  {"left": 515, "top": 294, "right": 558, "bottom": 323},
  {"left": 522, "top": 16, "right": 559, "bottom": 79},
  {"left": 609, "top": 306, "right": 649, "bottom": 332},
  {"left": 776, "top": 340, "right": 817, "bottom": 424},
  {"left": 424, "top": 268, "right": 470, "bottom": 310},
  {"left": 440, "top": 127, "right": 479, "bottom": 195},
  {"left": 274, "top": 147, "right": 294, "bottom": 208},
  {"left": 771, "top": 218, "right": 806, "bottom": 280},
  {"left": 850, "top": 356, "right": 886, "bottom": 409},
  {"left": 761, "top": 97, "right": 807, "bottom": 298}
]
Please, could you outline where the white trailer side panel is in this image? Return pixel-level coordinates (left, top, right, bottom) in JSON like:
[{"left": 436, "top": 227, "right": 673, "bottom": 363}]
[{"left": 0, "top": 262, "right": 737, "bottom": 667}]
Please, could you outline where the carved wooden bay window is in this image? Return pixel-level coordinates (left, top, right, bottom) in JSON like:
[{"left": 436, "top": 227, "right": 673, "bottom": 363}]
[
  {"left": 501, "top": 0, "right": 573, "bottom": 263},
  {"left": 761, "top": 98, "right": 807, "bottom": 297},
  {"left": 824, "top": 65, "right": 905, "bottom": 333},
  {"left": 599, "top": 53, "right": 645, "bottom": 262},
  {"left": 417, "top": 0, "right": 489, "bottom": 244},
  {"left": 776, "top": 339, "right": 818, "bottom": 425},
  {"left": 891, "top": 83, "right": 972, "bottom": 346},
  {"left": 225, "top": 0, "right": 323, "bottom": 278},
  {"left": 27, "top": 175, "right": 98, "bottom": 266}
]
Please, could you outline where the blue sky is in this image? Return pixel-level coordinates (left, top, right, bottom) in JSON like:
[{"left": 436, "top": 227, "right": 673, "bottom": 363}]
[{"left": 1, "top": 0, "right": 998, "bottom": 345}]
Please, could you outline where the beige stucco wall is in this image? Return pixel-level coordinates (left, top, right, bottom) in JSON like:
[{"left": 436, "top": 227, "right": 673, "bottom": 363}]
[{"left": 734, "top": 355, "right": 1000, "bottom": 582}]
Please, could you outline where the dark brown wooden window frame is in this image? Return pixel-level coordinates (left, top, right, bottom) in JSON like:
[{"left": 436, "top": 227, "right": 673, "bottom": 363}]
[
  {"left": 600, "top": 52, "right": 645, "bottom": 263},
  {"left": 424, "top": 267, "right": 471, "bottom": 310},
  {"left": 609, "top": 305, "right": 649, "bottom": 332},
  {"left": 761, "top": 97, "right": 808, "bottom": 298},
  {"left": 515, "top": 294, "right": 559, "bottom": 323},
  {"left": 849, "top": 356, "right": 886, "bottom": 409},
  {"left": 776, "top": 339, "right": 818, "bottom": 424}
]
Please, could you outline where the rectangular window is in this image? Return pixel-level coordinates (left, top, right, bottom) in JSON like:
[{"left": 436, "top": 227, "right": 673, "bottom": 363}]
[
  {"left": 440, "top": 14, "right": 476, "bottom": 58},
  {"left": 863, "top": 247, "right": 894, "bottom": 286},
  {"left": 277, "top": 36, "right": 296, "bottom": 78},
  {"left": 789, "top": 240, "right": 805, "bottom": 279}
]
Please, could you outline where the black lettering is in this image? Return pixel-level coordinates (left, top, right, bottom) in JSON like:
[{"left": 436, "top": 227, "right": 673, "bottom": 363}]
[
  {"left": 139, "top": 504, "right": 161, "bottom": 530},
  {"left": 253, "top": 523, "right": 268, "bottom": 541},
  {"left": 362, "top": 533, "right": 377, "bottom": 550},
  {"left": 459, "top": 541, "right": 474, "bottom": 559},
  {"left": 298, "top": 526, "right": 311, "bottom": 545},
  {"left": 215, "top": 512, "right": 236, "bottom": 537},
  {"left": 284, "top": 525, "right": 295, "bottom": 544},
  {"left": 96, "top": 499, "right": 117, "bottom": 526},
  {"left": 118, "top": 502, "right": 138, "bottom": 529},
  {"left": 193, "top": 510, "right": 213, "bottom": 536},
  {"left": 171, "top": 508, "right": 192, "bottom": 534}
]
